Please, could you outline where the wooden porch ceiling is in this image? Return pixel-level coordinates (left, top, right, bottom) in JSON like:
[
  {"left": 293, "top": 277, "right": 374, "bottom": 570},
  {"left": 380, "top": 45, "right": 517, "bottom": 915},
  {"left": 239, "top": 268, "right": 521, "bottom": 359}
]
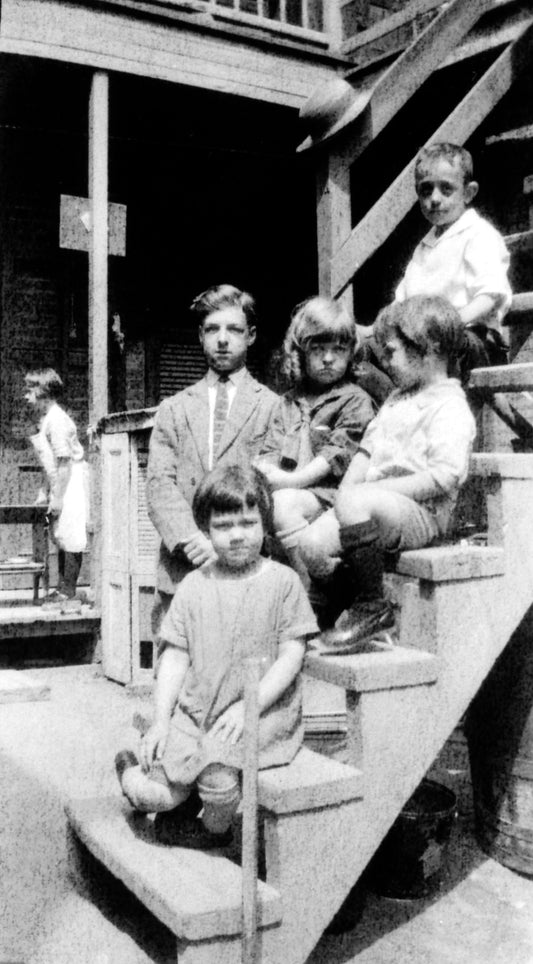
[{"left": 0, "top": 0, "right": 347, "bottom": 110}]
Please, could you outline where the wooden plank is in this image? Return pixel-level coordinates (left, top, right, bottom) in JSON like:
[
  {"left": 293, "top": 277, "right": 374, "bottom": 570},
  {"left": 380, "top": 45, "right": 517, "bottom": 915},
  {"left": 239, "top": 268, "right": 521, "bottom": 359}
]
[
  {"left": 0, "top": 670, "right": 50, "bottom": 703},
  {"left": 88, "top": 71, "right": 109, "bottom": 425},
  {"left": 316, "top": 0, "right": 492, "bottom": 164},
  {"left": 343, "top": 0, "right": 518, "bottom": 58},
  {"left": 101, "top": 433, "right": 132, "bottom": 683},
  {"left": 316, "top": 152, "right": 352, "bottom": 301},
  {"left": 66, "top": 796, "right": 282, "bottom": 940},
  {"left": 510, "top": 292, "right": 533, "bottom": 313},
  {"left": 469, "top": 362, "right": 533, "bottom": 392},
  {"left": 505, "top": 229, "right": 533, "bottom": 253},
  {"left": 0, "top": 0, "right": 338, "bottom": 109},
  {"left": 331, "top": 20, "right": 533, "bottom": 296},
  {"left": 486, "top": 122, "right": 533, "bottom": 145},
  {"left": 304, "top": 646, "right": 440, "bottom": 693},
  {"left": 0, "top": 505, "right": 47, "bottom": 524},
  {"left": 0, "top": 610, "right": 100, "bottom": 639},
  {"left": 342, "top": 0, "right": 444, "bottom": 55}
]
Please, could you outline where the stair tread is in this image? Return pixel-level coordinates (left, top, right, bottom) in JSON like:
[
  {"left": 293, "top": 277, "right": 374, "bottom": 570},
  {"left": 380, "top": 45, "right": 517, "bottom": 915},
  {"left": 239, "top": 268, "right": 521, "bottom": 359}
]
[
  {"left": 396, "top": 543, "right": 505, "bottom": 581},
  {"left": 469, "top": 361, "right": 533, "bottom": 391},
  {"left": 470, "top": 452, "right": 533, "bottom": 478},
  {"left": 258, "top": 746, "right": 363, "bottom": 813},
  {"left": 132, "top": 712, "right": 362, "bottom": 813},
  {"left": 66, "top": 795, "right": 282, "bottom": 941},
  {"left": 304, "top": 645, "right": 440, "bottom": 692}
]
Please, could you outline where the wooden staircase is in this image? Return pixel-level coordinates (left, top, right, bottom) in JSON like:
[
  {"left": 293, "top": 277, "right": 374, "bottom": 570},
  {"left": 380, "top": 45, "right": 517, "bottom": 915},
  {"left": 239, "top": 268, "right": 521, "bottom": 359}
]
[
  {"left": 65, "top": 5, "right": 533, "bottom": 961},
  {"left": 65, "top": 432, "right": 533, "bottom": 962}
]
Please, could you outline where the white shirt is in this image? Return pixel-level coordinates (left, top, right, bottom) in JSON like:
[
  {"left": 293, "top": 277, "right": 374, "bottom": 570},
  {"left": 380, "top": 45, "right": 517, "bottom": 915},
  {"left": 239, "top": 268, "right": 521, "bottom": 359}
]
[
  {"left": 396, "top": 208, "right": 512, "bottom": 332},
  {"left": 362, "top": 379, "right": 476, "bottom": 533},
  {"left": 206, "top": 367, "right": 246, "bottom": 469}
]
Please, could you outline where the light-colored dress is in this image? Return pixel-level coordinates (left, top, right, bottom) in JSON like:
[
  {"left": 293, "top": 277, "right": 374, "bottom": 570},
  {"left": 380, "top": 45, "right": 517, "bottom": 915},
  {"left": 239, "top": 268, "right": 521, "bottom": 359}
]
[
  {"left": 30, "top": 403, "right": 88, "bottom": 553},
  {"left": 158, "top": 559, "right": 318, "bottom": 786}
]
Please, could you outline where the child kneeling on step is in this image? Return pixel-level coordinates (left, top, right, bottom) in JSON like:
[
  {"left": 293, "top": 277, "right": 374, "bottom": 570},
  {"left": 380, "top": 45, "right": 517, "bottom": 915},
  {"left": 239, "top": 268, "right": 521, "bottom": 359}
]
[
  {"left": 297, "top": 295, "right": 476, "bottom": 653},
  {"left": 116, "top": 463, "right": 317, "bottom": 848}
]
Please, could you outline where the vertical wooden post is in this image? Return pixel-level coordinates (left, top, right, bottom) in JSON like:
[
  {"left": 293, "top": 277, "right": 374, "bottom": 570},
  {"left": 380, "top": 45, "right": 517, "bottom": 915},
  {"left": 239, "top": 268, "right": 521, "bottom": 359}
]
[
  {"left": 316, "top": 149, "right": 353, "bottom": 311},
  {"left": 88, "top": 70, "right": 109, "bottom": 426},
  {"left": 241, "top": 656, "right": 261, "bottom": 964},
  {"left": 88, "top": 71, "right": 109, "bottom": 608},
  {"left": 324, "top": 0, "right": 344, "bottom": 51}
]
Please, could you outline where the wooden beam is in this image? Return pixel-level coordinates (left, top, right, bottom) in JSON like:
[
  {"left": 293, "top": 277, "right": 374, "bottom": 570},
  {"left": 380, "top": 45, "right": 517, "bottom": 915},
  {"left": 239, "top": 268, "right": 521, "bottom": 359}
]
[
  {"left": 331, "top": 20, "right": 533, "bottom": 298},
  {"left": 328, "top": 0, "right": 492, "bottom": 169},
  {"left": 486, "top": 123, "right": 533, "bottom": 145},
  {"left": 88, "top": 71, "right": 109, "bottom": 425},
  {"left": 316, "top": 151, "right": 352, "bottom": 303}
]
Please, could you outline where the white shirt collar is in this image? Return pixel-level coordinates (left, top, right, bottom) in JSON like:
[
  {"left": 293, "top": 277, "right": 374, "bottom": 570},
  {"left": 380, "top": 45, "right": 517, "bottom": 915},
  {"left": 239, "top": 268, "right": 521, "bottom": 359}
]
[{"left": 422, "top": 208, "right": 479, "bottom": 248}]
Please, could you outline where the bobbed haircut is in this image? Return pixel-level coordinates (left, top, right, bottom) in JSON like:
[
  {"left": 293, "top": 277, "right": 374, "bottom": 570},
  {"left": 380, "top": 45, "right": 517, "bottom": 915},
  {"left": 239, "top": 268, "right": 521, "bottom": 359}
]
[
  {"left": 24, "top": 368, "right": 64, "bottom": 401},
  {"left": 281, "top": 295, "right": 359, "bottom": 387},
  {"left": 373, "top": 296, "right": 466, "bottom": 363},
  {"left": 189, "top": 284, "right": 257, "bottom": 328},
  {"left": 192, "top": 463, "right": 274, "bottom": 536},
  {"left": 415, "top": 142, "right": 474, "bottom": 186}
]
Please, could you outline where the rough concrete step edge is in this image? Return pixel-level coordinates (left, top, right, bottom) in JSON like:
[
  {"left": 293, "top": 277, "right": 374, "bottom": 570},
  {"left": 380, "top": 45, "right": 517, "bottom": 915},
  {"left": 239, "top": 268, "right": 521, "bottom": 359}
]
[
  {"left": 396, "top": 544, "right": 505, "bottom": 581},
  {"left": 304, "top": 646, "right": 440, "bottom": 693},
  {"left": 65, "top": 795, "right": 282, "bottom": 942}
]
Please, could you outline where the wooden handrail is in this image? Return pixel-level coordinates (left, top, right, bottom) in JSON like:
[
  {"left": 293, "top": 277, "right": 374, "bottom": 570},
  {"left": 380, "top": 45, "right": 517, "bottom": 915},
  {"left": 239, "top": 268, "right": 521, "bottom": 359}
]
[
  {"left": 342, "top": 0, "right": 518, "bottom": 57},
  {"left": 331, "top": 19, "right": 533, "bottom": 296}
]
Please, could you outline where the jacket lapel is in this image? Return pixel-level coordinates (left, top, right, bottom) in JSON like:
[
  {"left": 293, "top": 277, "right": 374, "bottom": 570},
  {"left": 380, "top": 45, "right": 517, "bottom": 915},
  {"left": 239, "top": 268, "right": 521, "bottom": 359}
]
[
  {"left": 217, "top": 370, "right": 259, "bottom": 460},
  {"left": 183, "top": 378, "right": 210, "bottom": 472}
]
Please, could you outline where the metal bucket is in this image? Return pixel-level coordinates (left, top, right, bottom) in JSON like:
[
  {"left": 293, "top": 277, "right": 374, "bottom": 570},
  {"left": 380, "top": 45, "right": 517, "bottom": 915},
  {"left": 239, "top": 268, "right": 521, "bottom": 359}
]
[{"left": 367, "top": 779, "right": 457, "bottom": 899}]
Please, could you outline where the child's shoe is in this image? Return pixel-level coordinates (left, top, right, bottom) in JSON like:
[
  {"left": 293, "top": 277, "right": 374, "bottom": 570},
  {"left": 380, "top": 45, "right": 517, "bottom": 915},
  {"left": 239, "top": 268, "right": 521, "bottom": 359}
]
[
  {"left": 154, "top": 812, "right": 233, "bottom": 850},
  {"left": 318, "top": 598, "right": 395, "bottom": 655}
]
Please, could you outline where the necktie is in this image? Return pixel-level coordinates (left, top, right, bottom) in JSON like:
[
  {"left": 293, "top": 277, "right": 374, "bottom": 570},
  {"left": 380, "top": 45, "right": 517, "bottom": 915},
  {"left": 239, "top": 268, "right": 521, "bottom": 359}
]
[{"left": 212, "top": 375, "right": 229, "bottom": 460}]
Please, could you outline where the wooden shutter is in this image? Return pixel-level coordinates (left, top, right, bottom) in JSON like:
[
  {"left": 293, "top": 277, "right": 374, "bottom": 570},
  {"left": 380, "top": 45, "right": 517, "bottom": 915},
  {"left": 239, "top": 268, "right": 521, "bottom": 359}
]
[{"left": 101, "top": 431, "right": 132, "bottom": 683}]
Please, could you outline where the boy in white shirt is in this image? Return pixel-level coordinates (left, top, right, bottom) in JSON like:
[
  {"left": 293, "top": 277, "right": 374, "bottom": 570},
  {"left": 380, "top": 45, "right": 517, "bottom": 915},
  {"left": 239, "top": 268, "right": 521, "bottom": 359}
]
[
  {"left": 395, "top": 142, "right": 532, "bottom": 445},
  {"left": 396, "top": 142, "right": 511, "bottom": 374}
]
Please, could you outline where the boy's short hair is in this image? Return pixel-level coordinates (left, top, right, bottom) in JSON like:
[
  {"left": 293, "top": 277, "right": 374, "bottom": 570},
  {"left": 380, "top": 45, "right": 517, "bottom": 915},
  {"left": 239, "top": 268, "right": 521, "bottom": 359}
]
[
  {"left": 192, "top": 463, "right": 273, "bottom": 536},
  {"left": 24, "top": 368, "right": 64, "bottom": 401},
  {"left": 374, "top": 296, "right": 466, "bottom": 362},
  {"left": 282, "top": 295, "right": 359, "bottom": 385},
  {"left": 190, "top": 284, "right": 257, "bottom": 328},
  {"left": 415, "top": 143, "right": 474, "bottom": 186}
]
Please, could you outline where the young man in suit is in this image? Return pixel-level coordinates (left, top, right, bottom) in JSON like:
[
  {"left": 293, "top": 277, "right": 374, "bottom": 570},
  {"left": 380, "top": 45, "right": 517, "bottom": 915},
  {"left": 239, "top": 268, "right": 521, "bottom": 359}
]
[{"left": 147, "top": 284, "right": 278, "bottom": 635}]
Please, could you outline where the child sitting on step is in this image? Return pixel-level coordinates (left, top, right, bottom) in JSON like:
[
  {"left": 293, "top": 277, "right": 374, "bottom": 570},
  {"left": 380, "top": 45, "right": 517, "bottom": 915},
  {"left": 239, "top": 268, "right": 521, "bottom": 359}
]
[
  {"left": 395, "top": 141, "right": 533, "bottom": 445},
  {"left": 24, "top": 368, "right": 88, "bottom": 611},
  {"left": 116, "top": 463, "right": 317, "bottom": 849},
  {"left": 297, "top": 296, "right": 476, "bottom": 653},
  {"left": 255, "top": 296, "right": 375, "bottom": 589}
]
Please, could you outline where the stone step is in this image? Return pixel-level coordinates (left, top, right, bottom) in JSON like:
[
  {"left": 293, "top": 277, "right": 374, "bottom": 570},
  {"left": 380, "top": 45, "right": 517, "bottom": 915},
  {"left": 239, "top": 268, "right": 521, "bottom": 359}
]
[
  {"left": 257, "top": 746, "right": 362, "bottom": 814},
  {"left": 469, "top": 361, "right": 533, "bottom": 392},
  {"left": 509, "top": 292, "right": 533, "bottom": 314},
  {"left": 395, "top": 543, "right": 505, "bottom": 581},
  {"left": 66, "top": 795, "right": 282, "bottom": 942},
  {"left": 132, "top": 712, "right": 363, "bottom": 814},
  {"left": 470, "top": 452, "right": 533, "bottom": 478},
  {"left": 304, "top": 644, "right": 440, "bottom": 693}
]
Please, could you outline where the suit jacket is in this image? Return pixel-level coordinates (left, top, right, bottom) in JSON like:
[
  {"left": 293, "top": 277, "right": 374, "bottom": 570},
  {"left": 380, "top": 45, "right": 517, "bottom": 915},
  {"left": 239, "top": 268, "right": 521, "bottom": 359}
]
[{"left": 147, "top": 369, "right": 278, "bottom": 593}]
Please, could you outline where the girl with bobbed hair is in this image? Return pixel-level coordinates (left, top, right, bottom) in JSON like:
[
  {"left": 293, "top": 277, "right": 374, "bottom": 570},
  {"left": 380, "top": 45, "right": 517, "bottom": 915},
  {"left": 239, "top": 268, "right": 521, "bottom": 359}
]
[{"left": 255, "top": 296, "right": 375, "bottom": 587}]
